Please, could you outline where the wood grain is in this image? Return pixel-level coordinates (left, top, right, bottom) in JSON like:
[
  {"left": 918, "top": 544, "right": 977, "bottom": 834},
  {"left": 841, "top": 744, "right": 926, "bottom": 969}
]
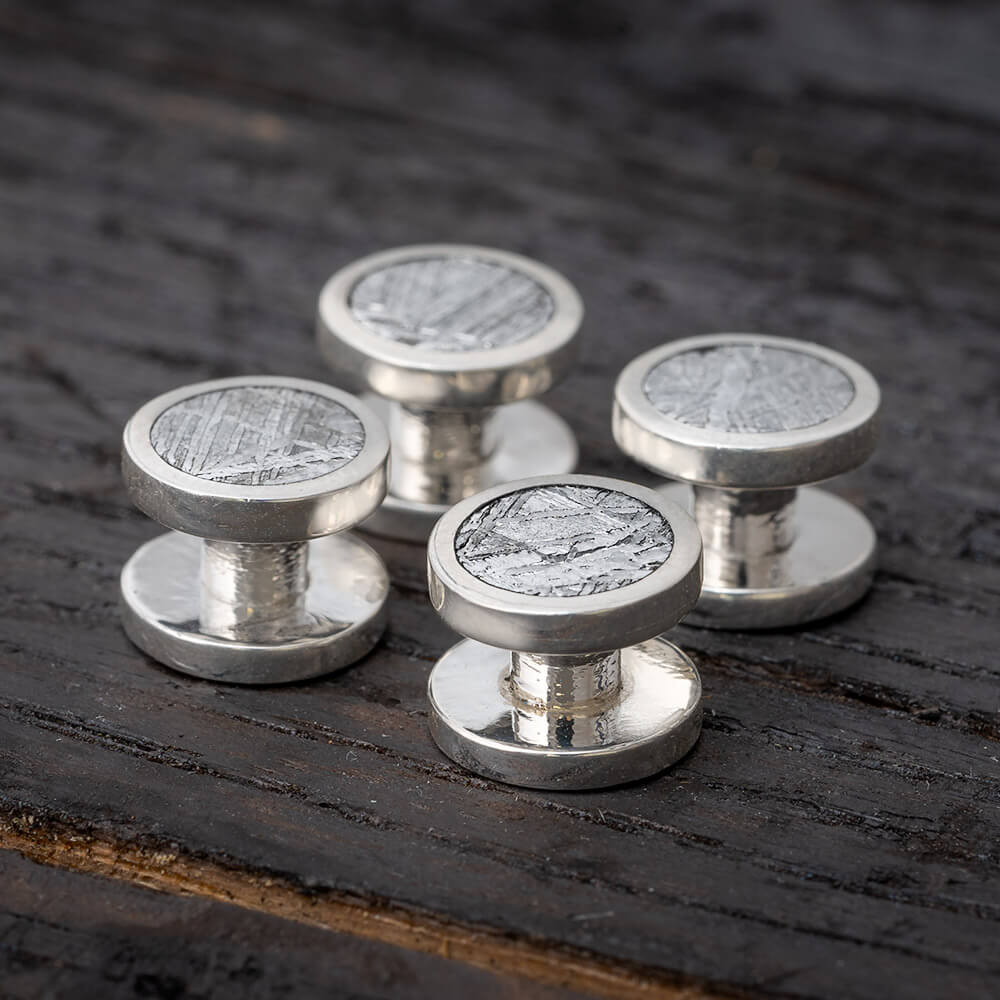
[{"left": 0, "top": 1, "right": 998, "bottom": 998}]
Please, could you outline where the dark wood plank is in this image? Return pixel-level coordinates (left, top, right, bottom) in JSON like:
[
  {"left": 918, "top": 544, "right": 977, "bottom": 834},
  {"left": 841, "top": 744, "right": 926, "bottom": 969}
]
[
  {"left": 0, "top": 848, "right": 589, "bottom": 1000},
  {"left": 0, "top": 2, "right": 998, "bottom": 998}
]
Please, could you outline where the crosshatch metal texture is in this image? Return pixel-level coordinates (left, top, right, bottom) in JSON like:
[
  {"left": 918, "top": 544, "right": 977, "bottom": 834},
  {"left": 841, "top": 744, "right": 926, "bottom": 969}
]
[
  {"left": 614, "top": 333, "right": 881, "bottom": 490},
  {"left": 453, "top": 484, "right": 674, "bottom": 597},
  {"left": 348, "top": 254, "right": 555, "bottom": 351},
  {"left": 642, "top": 343, "right": 855, "bottom": 433},
  {"left": 122, "top": 376, "right": 390, "bottom": 543},
  {"left": 150, "top": 385, "right": 366, "bottom": 486}
]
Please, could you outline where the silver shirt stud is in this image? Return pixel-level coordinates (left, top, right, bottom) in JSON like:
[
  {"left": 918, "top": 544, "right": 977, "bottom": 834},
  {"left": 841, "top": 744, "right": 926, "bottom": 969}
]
[
  {"left": 426, "top": 474, "right": 704, "bottom": 790},
  {"left": 119, "top": 376, "right": 390, "bottom": 684},
  {"left": 614, "top": 333, "right": 881, "bottom": 629},
  {"left": 317, "top": 244, "right": 583, "bottom": 541}
]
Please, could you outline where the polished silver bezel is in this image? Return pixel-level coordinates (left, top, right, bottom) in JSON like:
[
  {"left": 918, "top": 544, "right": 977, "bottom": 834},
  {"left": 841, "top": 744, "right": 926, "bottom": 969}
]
[
  {"left": 427, "top": 474, "right": 703, "bottom": 654},
  {"left": 613, "top": 333, "right": 880, "bottom": 489},
  {"left": 316, "top": 244, "right": 583, "bottom": 408},
  {"left": 122, "top": 376, "right": 390, "bottom": 542}
]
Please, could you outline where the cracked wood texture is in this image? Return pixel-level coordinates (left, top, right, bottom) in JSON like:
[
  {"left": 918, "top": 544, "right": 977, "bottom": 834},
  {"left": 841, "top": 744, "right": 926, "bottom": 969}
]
[{"left": 0, "top": 2, "right": 998, "bottom": 999}]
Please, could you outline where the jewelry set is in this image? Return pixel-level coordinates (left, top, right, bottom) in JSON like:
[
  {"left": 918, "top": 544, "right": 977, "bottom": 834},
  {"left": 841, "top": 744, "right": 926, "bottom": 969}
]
[{"left": 120, "top": 244, "right": 880, "bottom": 790}]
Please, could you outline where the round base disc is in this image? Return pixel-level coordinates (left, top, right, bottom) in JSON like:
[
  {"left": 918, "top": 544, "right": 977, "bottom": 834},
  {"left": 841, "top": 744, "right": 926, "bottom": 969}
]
[
  {"left": 428, "top": 637, "right": 702, "bottom": 790},
  {"left": 360, "top": 397, "right": 578, "bottom": 542},
  {"left": 659, "top": 483, "right": 877, "bottom": 630},
  {"left": 120, "top": 532, "right": 388, "bottom": 684}
]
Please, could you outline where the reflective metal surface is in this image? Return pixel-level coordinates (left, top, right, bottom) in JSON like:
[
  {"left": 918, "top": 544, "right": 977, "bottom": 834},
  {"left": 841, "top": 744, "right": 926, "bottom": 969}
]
[
  {"left": 317, "top": 245, "right": 583, "bottom": 541},
  {"left": 425, "top": 474, "right": 703, "bottom": 789},
  {"left": 123, "top": 377, "right": 389, "bottom": 543},
  {"left": 660, "top": 483, "right": 876, "bottom": 628},
  {"left": 428, "top": 475, "right": 702, "bottom": 655},
  {"left": 614, "top": 333, "right": 880, "bottom": 630},
  {"left": 359, "top": 398, "right": 577, "bottom": 543},
  {"left": 614, "top": 333, "right": 879, "bottom": 490},
  {"left": 317, "top": 244, "right": 582, "bottom": 409},
  {"left": 119, "top": 376, "right": 390, "bottom": 682},
  {"left": 429, "top": 637, "right": 702, "bottom": 790},
  {"left": 121, "top": 531, "right": 388, "bottom": 684}
]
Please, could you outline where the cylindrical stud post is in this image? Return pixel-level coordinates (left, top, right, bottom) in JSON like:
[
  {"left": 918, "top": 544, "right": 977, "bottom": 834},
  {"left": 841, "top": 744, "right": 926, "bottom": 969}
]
[
  {"left": 425, "top": 474, "right": 704, "bottom": 791},
  {"left": 508, "top": 650, "right": 622, "bottom": 710},
  {"left": 692, "top": 486, "right": 797, "bottom": 589},
  {"left": 614, "top": 333, "right": 881, "bottom": 629},
  {"left": 387, "top": 403, "right": 500, "bottom": 505},
  {"left": 317, "top": 244, "right": 584, "bottom": 540},
  {"left": 119, "top": 376, "right": 391, "bottom": 684},
  {"left": 199, "top": 540, "right": 310, "bottom": 640}
]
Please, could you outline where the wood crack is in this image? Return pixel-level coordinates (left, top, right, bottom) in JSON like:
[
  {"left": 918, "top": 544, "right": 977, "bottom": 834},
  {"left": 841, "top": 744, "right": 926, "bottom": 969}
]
[{"left": 0, "top": 809, "right": 732, "bottom": 1000}]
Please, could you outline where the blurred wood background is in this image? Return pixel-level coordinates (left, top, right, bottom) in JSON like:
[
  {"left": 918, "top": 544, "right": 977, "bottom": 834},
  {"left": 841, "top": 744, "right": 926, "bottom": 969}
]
[{"left": 1, "top": 2, "right": 998, "bottom": 997}]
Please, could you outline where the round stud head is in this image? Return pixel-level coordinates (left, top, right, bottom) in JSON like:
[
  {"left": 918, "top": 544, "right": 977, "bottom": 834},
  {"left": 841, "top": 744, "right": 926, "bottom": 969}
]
[
  {"left": 316, "top": 244, "right": 583, "bottom": 409},
  {"left": 613, "top": 333, "right": 880, "bottom": 489},
  {"left": 427, "top": 474, "right": 703, "bottom": 655},
  {"left": 122, "top": 376, "right": 389, "bottom": 542}
]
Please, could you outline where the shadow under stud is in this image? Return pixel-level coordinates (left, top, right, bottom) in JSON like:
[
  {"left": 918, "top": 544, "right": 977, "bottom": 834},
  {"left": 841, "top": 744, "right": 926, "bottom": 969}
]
[
  {"left": 316, "top": 244, "right": 583, "bottom": 541},
  {"left": 614, "top": 333, "right": 881, "bottom": 629},
  {"left": 426, "top": 474, "right": 704, "bottom": 790},
  {"left": 119, "top": 376, "right": 390, "bottom": 684}
]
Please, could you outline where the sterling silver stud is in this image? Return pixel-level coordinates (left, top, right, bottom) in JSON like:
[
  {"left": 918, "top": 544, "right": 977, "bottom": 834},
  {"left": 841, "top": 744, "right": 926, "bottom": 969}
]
[
  {"left": 426, "top": 474, "right": 704, "bottom": 790},
  {"left": 316, "top": 244, "right": 583, "bottom": 541},
  {"left": 119, "top": 376, "right": 391, "bottom": 684},
  {"left": 614, "top": 333, "right": 881, "bottom": 629}
]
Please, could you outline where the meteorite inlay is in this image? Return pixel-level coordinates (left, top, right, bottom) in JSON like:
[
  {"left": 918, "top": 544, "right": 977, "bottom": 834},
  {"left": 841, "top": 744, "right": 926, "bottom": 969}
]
[
  {"left": 643, "top": 344, "right": 855, "bottom": 433},
  {"left": 455, "top": 484, "right": 673, "bottom": 597},
  {"left": 150, "top": 386, "right": 365, "bottom": 486},
  {"left": 348, "top": 255, "right": 554, "bottom": 351}
]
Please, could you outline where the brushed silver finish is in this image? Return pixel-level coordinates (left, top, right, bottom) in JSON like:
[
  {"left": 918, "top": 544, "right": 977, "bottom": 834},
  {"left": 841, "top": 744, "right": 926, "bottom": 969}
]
[
  {"left": 317, "top": 244, "right": 583, "bottom": 540},
  {"left": 119, "top": 376, "right": 390, "bottom": 683},
  {"left": 426, "top": 474, "right": 703, "bottom": 790},
  {"left": 614, "top": 334, "right": 880, "bottom": 629}
]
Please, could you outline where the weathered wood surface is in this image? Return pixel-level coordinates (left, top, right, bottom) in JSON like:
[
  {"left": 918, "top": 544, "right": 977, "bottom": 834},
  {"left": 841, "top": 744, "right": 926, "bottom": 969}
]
[
  {"left": 0, "top": 848, "right": 585, "bottom": 1000},
  {"left": 1, "top": 1, "right": 998, "bottom": 998}
]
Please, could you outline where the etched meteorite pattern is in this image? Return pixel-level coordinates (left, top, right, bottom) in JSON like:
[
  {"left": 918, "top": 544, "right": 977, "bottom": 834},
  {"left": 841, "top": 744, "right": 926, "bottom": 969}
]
[
  {"left": 150, "top": 386, "right": 365, "bottom": 486},
  {"left": 455, "top": 485, "right": 673, "bottom": 597},
  {"left": 348, "top": 255, "right": 555, "bottom": 351},
  {"left": 643, "top": 344, "right": 855, "bottom": 433}
]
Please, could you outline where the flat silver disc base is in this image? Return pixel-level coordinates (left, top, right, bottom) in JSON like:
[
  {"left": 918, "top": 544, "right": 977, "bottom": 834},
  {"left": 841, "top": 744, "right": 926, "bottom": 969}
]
[
  {"left": 659, "top": 483, "right": 877, "bottom": 630},
  {"left": 428, "top": 638, "right": 702, "bottom": 790},
  {"left": 120, "top": 532, "right": 388, "bottom": 684},
  {"left": 361, "top": 397, "right": 578, "bottom": 542}
]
